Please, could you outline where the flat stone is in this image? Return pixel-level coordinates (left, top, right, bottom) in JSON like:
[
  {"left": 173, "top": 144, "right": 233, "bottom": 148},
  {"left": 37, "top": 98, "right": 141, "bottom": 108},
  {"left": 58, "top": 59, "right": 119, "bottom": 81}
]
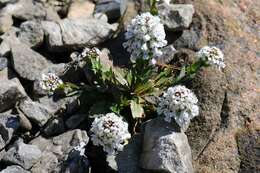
[
  {"left": 2, "top": 140, "right": 42, "bottom": 170},
  {"left": 158, "top": 3, "right": 195, "bottom": 31},
  {"left": 58, "top": 18, "right": 117, "bottom": 49},
  {"left": 0, "top": 165, "right": 30, "bottom": 173},
  {"left": 0, "top": 113, "right": 19, "bottom": 150},
  {"left": 10, "top": 41, "right": 51, "bottom": 81},
  {"left": 18, "top": 99, "right": 53, "bottom": 127},
  {"left": 18, "top": 21, "right": 44, "bottom": 48},
  {"left": 140, "top": 118, "right": 194, "bottom": 173}
]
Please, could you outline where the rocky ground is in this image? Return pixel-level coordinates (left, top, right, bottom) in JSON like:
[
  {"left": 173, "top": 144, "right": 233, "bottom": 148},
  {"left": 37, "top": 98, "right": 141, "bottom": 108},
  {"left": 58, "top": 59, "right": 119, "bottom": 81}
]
[{"left": 0, "top": 0, "right": 259, "bottom": 173}]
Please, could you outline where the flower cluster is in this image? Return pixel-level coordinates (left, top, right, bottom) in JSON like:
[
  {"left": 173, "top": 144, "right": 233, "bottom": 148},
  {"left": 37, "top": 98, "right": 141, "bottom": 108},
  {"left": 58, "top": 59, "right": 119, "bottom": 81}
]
[
  {"left": 39, "top": 73, "right": 63, "bottom": 92},
  {"left": 157, "top": 85, "right": 199, "bottom": 131},
  {"left": 70, "top": 47, "right": 101, "bottom": 67},
  {"left": 196, "top": 46, "right": 225, "bottom": 69},
  {"left": 123, "top": 12, "right": 167, "bottom": 63},
  {"left": 73, "top": 141, "right": 87, "bottom": 156},
  {"left": 90, "top": 113, "right": 131, "bottom": 155}
]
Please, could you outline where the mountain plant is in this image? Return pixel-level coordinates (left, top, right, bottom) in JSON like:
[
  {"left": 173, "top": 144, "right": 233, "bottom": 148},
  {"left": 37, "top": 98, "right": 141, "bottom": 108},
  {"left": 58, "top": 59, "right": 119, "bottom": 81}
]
[{"left": 39, "top": 3, "right": 225, "bottom": 155}]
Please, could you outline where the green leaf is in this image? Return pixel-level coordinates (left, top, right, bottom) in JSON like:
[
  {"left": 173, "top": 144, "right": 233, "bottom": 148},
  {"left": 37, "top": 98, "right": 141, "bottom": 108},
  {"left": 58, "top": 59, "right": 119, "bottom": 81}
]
[
  {"left": 113, "top": 67, "right": 128, "bottom": 86},
  {"left": 130, "top": 100, "right": 144, "bottom": 119}
]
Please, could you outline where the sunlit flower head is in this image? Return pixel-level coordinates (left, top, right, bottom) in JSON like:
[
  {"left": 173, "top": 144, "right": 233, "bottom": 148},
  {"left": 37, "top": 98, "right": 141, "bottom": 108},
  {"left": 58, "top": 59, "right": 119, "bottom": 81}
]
[
  {"left": 39, "top": 73, "right": 63, "bottom": 92},
  {"left": 196, "top": 46, "right": 225, "bottom": 69},
  {"left": 157, "top": 85, "right": 199, "bottom": 131},
  {"left": 90, "top": 113, "right": 131, "bottom": 155},
  {"left": 123, "top": 12, "right": 167, "bottom": 63}
]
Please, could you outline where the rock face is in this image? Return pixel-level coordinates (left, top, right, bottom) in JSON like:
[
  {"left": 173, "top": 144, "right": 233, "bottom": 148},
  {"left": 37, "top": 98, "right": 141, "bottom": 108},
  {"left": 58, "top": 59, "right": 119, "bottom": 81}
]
[
  {"left": 158, "top": 3, "right": 195, "bottom": 31},
  {"left": 95, "top": 0, "right": 127, "bottom": 20},
  {"left": 2, "top": 140, "right": 42, "bottom": 170},
  {"left": 0, "top": 113, "right": 20, "bottom": 150},
  {"left": 10, "top": 42, "right": 51, "bottom": 81},
  {"left": 140, "top": 118, "right": 194, "bottom": 173}
]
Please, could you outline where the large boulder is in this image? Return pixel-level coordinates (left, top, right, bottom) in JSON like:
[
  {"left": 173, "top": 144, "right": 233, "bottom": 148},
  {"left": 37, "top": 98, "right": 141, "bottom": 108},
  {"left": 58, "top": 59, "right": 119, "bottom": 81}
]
[{"left": 140, "top": 118, "right": 194, "bottom": 173}]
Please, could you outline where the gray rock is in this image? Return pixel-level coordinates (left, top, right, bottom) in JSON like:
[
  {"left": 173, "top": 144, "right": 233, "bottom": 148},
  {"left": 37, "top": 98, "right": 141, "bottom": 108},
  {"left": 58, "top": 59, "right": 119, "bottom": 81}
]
[
  {"left": 58, "top": 18, "right": 117, "bottom": 49},
  {"left": 10, "top": 41, "right": 50, "bottom": 81},
  {"left": 41, "top": 21, "right": 63, "bottom": 52},
  {"left": 94, "top": 13, "right": 108, "bottom": 22},
  {"left": 116, "top": 134, "right": 143, "bottom": 173},
  {"left": 40, "top": 0, "right": 71, "bottom": 17},
  {"left": 95, "top": 0, "right": 127, "bottom": 20},
  {"left": 65, "top": 114, "right": 87, "bottom": 129},
  {"left": 157, "top": 45, "right": 177, "bottom": 64},
  {"left": 31, "top": 151, "right": 59, "bottom": 173},
  {"left": 61, "top": 148, "right": 89, "bottom": 173},
  {"left": 158, "top": 3, "right": 195, "bottom": 31},
  {"left": 18, "top": 99, "right": 53, "bottom": 127},
  {"left": 0, "top": 57, "right": 8, "bottom": 71},
  {"left": 38, "top": 95, "right": 80, "bottom": 115},
  {"left": 140, "top": 118, "right": 194, "bottom": 173},
  {"left": 0, "top": 165, "right": 30, "bottom": 173},
  {"left": 0, "top": 27, "right": 19, "bottom": 57},
  {"left": 173, "top": 29, "right": 202, "bottom": 50},
  {"left": 0, "top": 149, "right": 6, "bottom": 160},
  {"left": 0, "top": 78, "right": 27, "bottom": 112},
  {"left": 0, "top": 113, "right": 19, "bottom": 150},
  {"left": 44, "top": 117, "right": 65, "bottom": 136},
  {"left": 17, "top": 110, "right": 32, "bottom": 131},
  {"left": 0, "top": 13, "right": 13, "bottom": 34},
  {"left": 30, "top": 129, "right": 89, "bottom": 172},
  {"left": 2, "top": 140, "right": 42, "bottom": 170},
  {"left": 67, "top": 0, "right": 95, "bottom": 19},
  {"left": 12, "top": 0, "right": 46, "bottom": 21},
  {"left": 18, "top": 21, "right": 44, "bottom": 48}
]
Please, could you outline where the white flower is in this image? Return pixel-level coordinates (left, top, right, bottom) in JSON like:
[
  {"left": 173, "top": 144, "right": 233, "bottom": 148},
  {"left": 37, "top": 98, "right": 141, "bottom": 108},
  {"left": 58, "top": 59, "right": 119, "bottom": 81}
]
[
  {"left": 123, "top": 12, "right": 167, "bottom": 62},
  {"left": 39, "top": 73, "right": 63, "bottom": 92},
  {"left": 74, "top": 142, "right": 87, "bottom": 156},
  {"left": 157, "top": 85, "right": 199, "bottom": 131},
  {"left": 90, "top": 113, "right": 131, "bottom": 155},
  {"left": 196, "top": 46, "right": 226, "bottom": 69}
]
